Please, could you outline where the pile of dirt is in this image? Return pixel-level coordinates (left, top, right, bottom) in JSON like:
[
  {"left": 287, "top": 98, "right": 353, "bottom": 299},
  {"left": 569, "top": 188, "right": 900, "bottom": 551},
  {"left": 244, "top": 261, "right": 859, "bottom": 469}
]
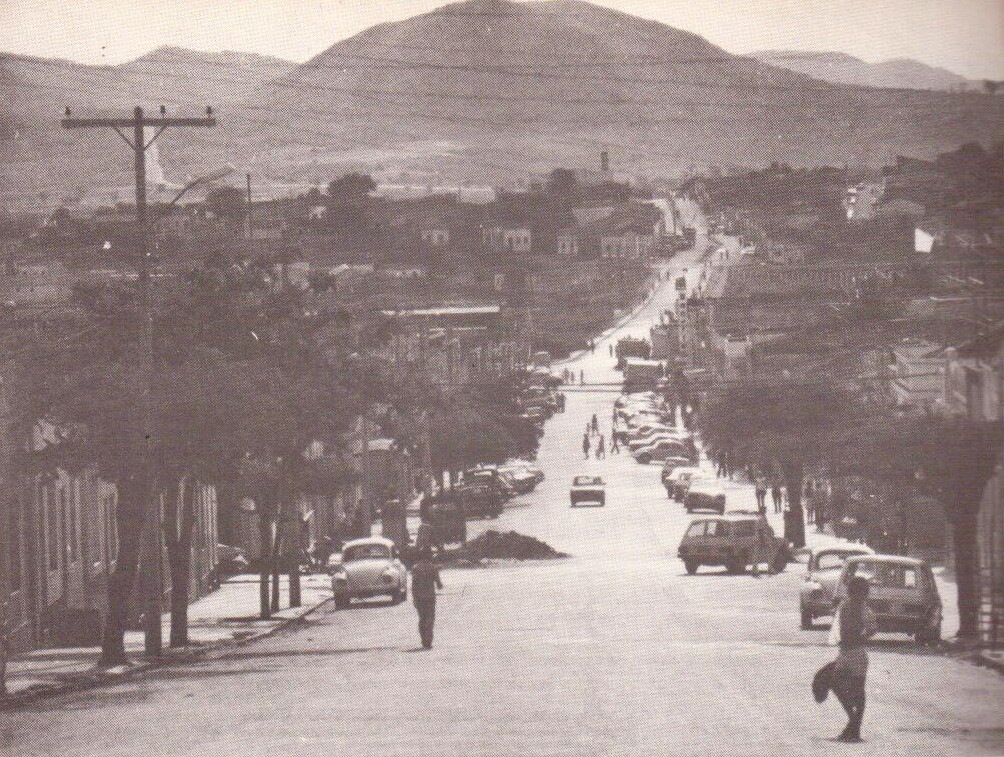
[{"left": 459, "top": 530, "right": 568, "bottom": 561}]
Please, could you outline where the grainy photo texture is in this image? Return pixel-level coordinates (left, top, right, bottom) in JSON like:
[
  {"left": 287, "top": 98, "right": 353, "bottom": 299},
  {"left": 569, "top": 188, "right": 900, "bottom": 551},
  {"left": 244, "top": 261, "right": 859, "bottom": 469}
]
[{"left": 0, "top": 1, "right": 1003, "bottom": 754}]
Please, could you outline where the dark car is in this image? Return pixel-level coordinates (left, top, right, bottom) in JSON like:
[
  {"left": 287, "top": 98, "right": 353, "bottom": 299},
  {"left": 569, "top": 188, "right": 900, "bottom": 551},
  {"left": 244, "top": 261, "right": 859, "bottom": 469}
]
[
  {"left": 683, "top": 480, "right": 727, "bottom": 514},
  {"left": 422, "top": 495, "right": 468, "bottom": 546},
  {"left": 458, "top": 483, "right": 504, "bottom": 519},
  {"left": 678, "top": 514, "right": 789, "bottom": 575}
]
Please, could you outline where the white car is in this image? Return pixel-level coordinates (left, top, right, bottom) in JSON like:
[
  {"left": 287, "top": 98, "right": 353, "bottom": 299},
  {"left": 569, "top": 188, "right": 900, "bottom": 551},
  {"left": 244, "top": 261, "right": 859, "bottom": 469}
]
[
  {"left": 329, "top": 537, "right": 408, "bottom": 609},
  {"left": 632, "top": 438, "right": 695, "bottom": 465},
  {"left": 570, "top": 475, "right": 606, "bottom": 507},
  {"left": 627, "top": 429, "right": 690, "bottom": 451}
]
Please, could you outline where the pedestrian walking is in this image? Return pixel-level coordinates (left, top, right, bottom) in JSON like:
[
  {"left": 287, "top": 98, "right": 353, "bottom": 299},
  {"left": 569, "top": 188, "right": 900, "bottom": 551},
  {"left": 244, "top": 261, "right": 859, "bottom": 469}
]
[
  {"left": 820, "top": 576, "right": 877, "bottom": 742},
  {"left": 771, "top": 480, "right": 784, "bottom": 514},
  {"left": 411, "top": 549, "right": 443, "bottom": 650},
  {"left": 580, "top": 369, "right": 585, "bottom": 384},
  {"left": 754, "top": 476, "right": 768, "bottom": 514},
  {"left": 591, "top": 413, "right": 599, "bottom": 434},
  {"left": 611, "top": 430, "right": 620, "bottom": 454},
  {"left": 582, "top": 433, "right": 591, "bottom": 459},
  {"left": 596, "top": 435, "right": 606, "bottom": 459}
]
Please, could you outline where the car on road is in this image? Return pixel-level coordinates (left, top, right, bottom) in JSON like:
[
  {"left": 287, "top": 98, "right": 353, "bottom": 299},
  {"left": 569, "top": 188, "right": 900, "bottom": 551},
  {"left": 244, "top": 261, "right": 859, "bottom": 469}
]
[
  {"left": 665, "top": 466, "right": 703, "bottom": 500},
  {"left": 570, "top": 475, "right": 606, "bottom": 507},
  {"left": 832, "top": 554, "right": 942, "bottom": 644},
  {"left": 799, "top": 544, "right": 874, "bottom": 629},
  {"left": 499, "top": 462, "right": 544, "bottom": 492},
  {"left": 627, "top": 430, "right": 691, "bottom": 453},
  {"left": 464, "top": 469, "right": 516, "bottom": 501},
  {"left": 683, "top": 479, "right": 727, "bottom": 514},
  {"left": 677, "top": 514, "right": 789, "bottom": 575},
  {"left": 330, "top": 537, "right": 408, "bottom": 609},
  {"left": 632, "top": 438, "right": 696, "bottom": 465},
  {"left": 458, "top": 482, "right": 505, "bottom": 519}
]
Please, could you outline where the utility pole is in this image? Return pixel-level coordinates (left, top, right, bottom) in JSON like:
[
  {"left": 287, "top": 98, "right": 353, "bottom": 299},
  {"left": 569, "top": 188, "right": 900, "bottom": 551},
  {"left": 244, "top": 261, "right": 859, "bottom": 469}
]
[{"left": 62, "top": 105, "right": 215, "bottom": 657}]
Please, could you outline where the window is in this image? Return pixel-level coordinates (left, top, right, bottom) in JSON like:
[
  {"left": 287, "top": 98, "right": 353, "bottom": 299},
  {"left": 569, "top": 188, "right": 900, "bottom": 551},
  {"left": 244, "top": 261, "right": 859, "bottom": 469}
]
[
  {"left": 344, "top": 544, "right": 390, "bottom": 562},
  {"left": 67, "top": 482, "right": 79, "bottom": 562},
  {"left": 817, "top": 552, "right": 851, "bottom": 570},
  {"left": 45, "top": 485, "right": 59, "bottom": 571},
  {"left": 729, "top": 521, "right": 756, "bottom": 537},
  {"left": 685, "top": 522, "right": 705, "bottom": 538},
  {"left": 704, "top": 521, "right": 719, "bottom": 536},
  {"left": 8, "top": 503, "right": 21, "bottom": 590}
]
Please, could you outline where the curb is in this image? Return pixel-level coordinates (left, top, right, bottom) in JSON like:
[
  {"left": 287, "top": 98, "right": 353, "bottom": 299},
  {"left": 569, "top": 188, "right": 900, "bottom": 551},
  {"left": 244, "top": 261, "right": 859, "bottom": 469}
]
[{"left": 0, "top": 595, "right": 331, "bottom": 712}]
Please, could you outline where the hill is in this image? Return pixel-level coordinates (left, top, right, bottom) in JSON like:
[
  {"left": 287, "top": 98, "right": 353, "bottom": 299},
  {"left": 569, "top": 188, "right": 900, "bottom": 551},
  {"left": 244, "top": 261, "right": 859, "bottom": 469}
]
[
  {"left": 751, "top": 49, "right": 976, "bottom": 91},
  {"left": 225, "top": 0, "right": 1004, "bottom": 186},
  {"left": 0, "top": 47, "right": 295, "bottom": 209},
  {"left": 3, "top": 0, "right": 1004, "bottom": 208}
]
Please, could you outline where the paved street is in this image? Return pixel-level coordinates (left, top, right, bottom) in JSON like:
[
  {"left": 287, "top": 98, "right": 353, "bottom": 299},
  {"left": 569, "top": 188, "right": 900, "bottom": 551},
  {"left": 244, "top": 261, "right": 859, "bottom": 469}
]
[{"left": 4, "top": 229, "right": 1004, "bottom": 757}]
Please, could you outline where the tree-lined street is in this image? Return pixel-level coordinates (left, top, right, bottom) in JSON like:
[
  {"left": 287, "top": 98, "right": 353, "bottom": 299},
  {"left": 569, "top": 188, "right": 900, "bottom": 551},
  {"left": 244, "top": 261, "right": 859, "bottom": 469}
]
[{"left": 4, "top": 231, "right": 1004, "bottom": 757}]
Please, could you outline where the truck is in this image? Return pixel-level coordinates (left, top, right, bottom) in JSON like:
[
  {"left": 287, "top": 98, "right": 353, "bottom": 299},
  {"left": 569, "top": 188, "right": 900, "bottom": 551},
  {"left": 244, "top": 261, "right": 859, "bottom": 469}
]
[
  {"left": 623, "top": 358, "right": 665, "bottom": 392},
  {"left": 615, "top": 337, "right": 651, "bottom": 370}
]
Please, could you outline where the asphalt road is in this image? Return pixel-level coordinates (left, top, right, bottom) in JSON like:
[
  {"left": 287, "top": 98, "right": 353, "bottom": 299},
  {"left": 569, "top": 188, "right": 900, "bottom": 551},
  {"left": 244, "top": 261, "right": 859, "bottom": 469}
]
[{"left": 4, "top": 214, "right": 1004, "bottom": 756}]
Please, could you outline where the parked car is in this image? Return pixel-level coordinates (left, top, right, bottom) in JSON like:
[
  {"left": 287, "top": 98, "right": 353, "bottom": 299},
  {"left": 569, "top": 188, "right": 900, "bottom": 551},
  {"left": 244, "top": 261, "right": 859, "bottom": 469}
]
[
  {"left": 665, "top": 466, "right": 703, "bottom": 500},
  {"left": 329, "top": 537, "right": 408, "bottom": 609},
  {"left": 799, "top": 545, "right": 874, "bottom": 629},
  {"left": 424, "top": 496, "right": 467, "bottom": 546},
  {"left": 570, "top": 475, "right": 606, "bottom": 507},
  {"left": 628, "top": 430, "right": 690, "bottom": 452},
  {"left": 832, "top": 555, "right": 942, "bottom": 644},
  {"left": 464, "top": 469, "right": 515, "bottom": 500},
  {"left": 684, "top": 480, "right": 727, "bottom": 513},
  {"left": 677, "top": 514, "right": 789, "bottom": 575},
  {"left": 458, "top": 482, "right": 505, "bottom": 519},
  {"left": 660, "top": 458, "right": 695, "bottom": 489},
  {"left": 496, "top": 463, "right": 540, "bottom": 494},
  {"left": 633, "top": 438, "right": 696, "bottom": 465}
]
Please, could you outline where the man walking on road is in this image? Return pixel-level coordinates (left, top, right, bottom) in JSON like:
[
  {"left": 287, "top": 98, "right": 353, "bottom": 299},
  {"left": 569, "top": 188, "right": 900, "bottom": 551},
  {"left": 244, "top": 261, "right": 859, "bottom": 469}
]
[
  {"left": 582, "top": 433, "right": 591, "bottom": 459},
  {"left": 411, "top": 549, "right": 443, "bottom": 650},
  {"left": 611, "top": 431, "right": 620, "bottom": 454},
  {"left": 771, "top": 479, "right": 784, "bottom": 514},
  {"left": 596, "top": 435, "right": 606, "bottom": 459},
  {"left": 754, "top": 476, "right": 768, "bottom": 515}
]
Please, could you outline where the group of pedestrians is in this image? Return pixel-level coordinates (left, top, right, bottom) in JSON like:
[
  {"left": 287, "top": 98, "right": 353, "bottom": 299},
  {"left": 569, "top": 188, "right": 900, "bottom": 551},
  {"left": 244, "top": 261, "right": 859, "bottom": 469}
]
[
  {"left": 561, "top": 368, "right": 586, "bottom": 384},
  {"left": 582, "top": 412, "right": 624, "bottom": 459}
]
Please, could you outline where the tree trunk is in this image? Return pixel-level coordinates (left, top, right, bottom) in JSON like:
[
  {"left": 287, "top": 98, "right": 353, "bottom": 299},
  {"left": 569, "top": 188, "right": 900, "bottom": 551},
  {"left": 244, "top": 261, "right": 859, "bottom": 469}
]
[
  {"left": 783, "top": 463, "right": 807, "bottom": 549},
  {"left": 952, "top": 513, "right": 980, "bottom": 640},
  {"left": 165, "top": 478, "right": 196, "bottom": 648},
  {"left": 258, "top": 516, "right": 273, "bottom": 620},
  {"left": 270, "top": 529, "right": 283, "bottom": 613},
  {"left": 99, "top": 476, "right": 146, "bottom": 667}
]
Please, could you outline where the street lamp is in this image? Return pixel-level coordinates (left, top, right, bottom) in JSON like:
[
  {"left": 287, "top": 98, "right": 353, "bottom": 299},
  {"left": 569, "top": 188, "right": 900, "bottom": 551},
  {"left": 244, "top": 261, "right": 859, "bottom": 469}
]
[{"left": 164, "top": 164, "right": 235, "bottom": 212}]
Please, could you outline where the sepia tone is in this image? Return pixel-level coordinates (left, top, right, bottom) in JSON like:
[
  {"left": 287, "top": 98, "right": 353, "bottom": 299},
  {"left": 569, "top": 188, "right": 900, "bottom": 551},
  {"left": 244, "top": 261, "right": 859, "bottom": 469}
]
[{"left": 1, "top": 1, "right": 1003, "bottom": 755}]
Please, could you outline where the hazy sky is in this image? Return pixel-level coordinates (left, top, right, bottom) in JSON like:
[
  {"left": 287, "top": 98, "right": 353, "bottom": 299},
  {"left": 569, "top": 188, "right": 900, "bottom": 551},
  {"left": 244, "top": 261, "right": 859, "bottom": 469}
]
[{"left": 2, "top": 0, "right": 1002, "bottom": 79}]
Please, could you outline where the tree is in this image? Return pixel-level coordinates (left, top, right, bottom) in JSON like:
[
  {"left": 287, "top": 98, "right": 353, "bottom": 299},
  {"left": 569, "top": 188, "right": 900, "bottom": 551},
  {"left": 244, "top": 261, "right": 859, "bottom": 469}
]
[
  {"left": 15, "top": 253, "right": 367, "bottom": 660},
  {"left": 700, "top": 380, "right": 864, "bottom": 547},
  {"left": 205, "top": 185, "right": 246, "bottom": 225},
  {"left": 546, "top": 168, "right": 579, "bottom": 201},
  {"left": 326, "top": 173, "right": 376, "bottom": 239},
  {"left": 327, "top": 173, "right": 376, "bottom": 205},
  {"left": 840, "top": 414, "right": 1002, "bottom": 639}
]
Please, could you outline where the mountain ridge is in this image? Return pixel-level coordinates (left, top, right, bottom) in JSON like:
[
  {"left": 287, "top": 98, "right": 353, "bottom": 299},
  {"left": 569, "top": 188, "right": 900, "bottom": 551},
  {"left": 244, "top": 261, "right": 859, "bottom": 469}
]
[
  {"left": 750, "top": 49, "right": 976, "bottom": 91},
  {"left": 2, "top": 0, "right": 1003, "bottom": 208}
]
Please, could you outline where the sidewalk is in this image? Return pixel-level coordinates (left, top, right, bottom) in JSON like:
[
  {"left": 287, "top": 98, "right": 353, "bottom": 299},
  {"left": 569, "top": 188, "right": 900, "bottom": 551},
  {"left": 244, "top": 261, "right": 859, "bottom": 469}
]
[
  {"left": 700, "top": 460, "right": 963, "bottom": 637},
  {"left": 3, "top": 573, "right": 332, "bottom": 707}
]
